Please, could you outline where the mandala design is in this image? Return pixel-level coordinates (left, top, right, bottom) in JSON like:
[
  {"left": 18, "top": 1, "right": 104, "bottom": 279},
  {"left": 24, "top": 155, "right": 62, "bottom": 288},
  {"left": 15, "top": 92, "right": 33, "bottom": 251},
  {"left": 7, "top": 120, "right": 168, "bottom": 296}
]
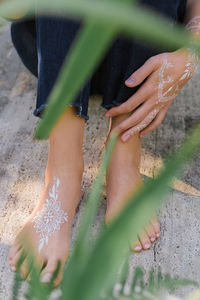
[{"left": 32, "top": 176, "right": 68, "bottom": 253}]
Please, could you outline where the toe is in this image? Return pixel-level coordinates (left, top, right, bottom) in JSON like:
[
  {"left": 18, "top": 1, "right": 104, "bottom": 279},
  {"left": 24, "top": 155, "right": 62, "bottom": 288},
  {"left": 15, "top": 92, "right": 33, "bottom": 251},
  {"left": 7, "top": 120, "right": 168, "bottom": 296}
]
[
  {"left": 139, "top": 230, "right": 151, "bottom": 250},
  {"left": 151, "top": 217, "right": 160, "bottom": 238},
  {"left": 9, "top": 249, "right": 24, "bottom": 271},
  {"left": 40, "top": 258, "right": 64, "bottom": 287},
  {"left": 131, "top": 238, "right": 142, "bottom": 252},
  {"left": 26, "top": 258, "right": 45, "bottom": 283},
  {"left": 8, "top": 243, "right": 21, "bottom": 262},
  {"left": 145, "top": 223, "right": 156, "bottom": 243},
  {"left": 20, "top": 258, "right": 30, "bottom": 280},
  {"left": 21, "top": 254, "right": 44, "bottom": 281}
]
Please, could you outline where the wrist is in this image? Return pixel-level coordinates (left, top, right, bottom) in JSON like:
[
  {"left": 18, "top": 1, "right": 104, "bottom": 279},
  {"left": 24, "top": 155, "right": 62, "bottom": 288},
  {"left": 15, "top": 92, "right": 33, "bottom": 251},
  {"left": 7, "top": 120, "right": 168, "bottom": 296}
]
[{"left": 180, "top": 16, "right": 200, "bottom": 64}]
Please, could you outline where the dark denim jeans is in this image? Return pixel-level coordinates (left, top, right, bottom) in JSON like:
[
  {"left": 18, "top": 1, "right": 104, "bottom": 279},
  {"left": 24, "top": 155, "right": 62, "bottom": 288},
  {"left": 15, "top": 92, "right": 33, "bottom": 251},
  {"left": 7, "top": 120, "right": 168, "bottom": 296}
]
[{"left": 10, "top": 0, "right": 187, "bottom": 121}]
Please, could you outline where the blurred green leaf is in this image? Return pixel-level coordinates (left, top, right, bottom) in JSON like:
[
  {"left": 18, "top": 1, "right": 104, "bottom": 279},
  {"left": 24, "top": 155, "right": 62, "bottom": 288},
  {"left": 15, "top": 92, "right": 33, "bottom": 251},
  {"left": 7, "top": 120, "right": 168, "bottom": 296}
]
[
  {"left": 0, "top": 0, "right": 197, "bottom": 51},
  {"left": 0, "top": 17, "right": 7, "bottom": 26}
]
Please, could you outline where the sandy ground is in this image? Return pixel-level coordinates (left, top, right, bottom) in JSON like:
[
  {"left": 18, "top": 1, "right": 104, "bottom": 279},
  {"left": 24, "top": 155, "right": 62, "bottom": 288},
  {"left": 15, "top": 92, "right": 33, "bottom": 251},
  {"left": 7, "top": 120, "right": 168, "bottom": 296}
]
[{"left": 0, "top": 21, "right": 200, "bottom": 299}]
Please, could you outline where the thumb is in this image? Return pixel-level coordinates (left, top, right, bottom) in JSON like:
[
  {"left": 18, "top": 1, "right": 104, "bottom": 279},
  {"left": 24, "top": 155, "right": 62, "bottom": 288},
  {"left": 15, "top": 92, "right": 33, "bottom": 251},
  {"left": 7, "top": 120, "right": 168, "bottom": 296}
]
[{"left": 125, "top": 56, "right": 159, "bottom": 87}]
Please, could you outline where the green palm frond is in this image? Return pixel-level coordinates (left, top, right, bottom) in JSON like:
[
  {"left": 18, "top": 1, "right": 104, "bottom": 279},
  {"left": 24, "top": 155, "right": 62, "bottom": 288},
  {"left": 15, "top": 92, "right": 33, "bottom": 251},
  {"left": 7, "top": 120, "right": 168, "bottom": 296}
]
[{"left": 103, "top": 266, "right": 197, "bottom": 300}]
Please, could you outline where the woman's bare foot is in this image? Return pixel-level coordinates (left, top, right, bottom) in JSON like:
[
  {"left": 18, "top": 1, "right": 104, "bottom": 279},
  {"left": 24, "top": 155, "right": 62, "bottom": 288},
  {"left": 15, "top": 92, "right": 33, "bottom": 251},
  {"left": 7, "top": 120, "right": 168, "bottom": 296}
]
[
  {"left": 8, "top": 106, "right": 85, "bottom": 286},
  {"left": 105, "top": 113, "right": 160, "bottom": 252}
]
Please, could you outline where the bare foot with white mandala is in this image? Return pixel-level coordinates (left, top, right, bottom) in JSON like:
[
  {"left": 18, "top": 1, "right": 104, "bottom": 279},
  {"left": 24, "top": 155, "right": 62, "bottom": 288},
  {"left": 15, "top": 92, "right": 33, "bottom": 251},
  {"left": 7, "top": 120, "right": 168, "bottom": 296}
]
[{"left": 8, "top": 106, "right": 85, "bottom": 287}]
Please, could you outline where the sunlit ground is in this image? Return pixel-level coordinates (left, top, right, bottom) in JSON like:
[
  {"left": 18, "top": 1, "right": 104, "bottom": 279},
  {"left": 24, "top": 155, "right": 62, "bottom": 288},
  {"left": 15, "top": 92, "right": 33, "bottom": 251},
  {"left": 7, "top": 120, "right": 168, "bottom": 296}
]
[
  {"left": 1, "top": 146, "right": 199, "bottom": 247},
  {"left": 140, "top": 149, "right": 200, "bottom": 196}
]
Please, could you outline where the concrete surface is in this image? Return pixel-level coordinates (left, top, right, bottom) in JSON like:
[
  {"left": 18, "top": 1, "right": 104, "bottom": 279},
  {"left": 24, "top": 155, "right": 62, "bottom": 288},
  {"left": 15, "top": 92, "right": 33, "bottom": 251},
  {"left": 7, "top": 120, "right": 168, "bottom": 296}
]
[{"left": 0, "top": 21, "right": 200, "bottom": 299}]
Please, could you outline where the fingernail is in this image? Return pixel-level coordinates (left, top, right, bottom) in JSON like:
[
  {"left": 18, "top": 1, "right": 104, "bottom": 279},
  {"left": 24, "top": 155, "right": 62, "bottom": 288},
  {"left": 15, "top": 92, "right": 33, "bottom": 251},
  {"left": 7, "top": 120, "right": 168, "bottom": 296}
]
[
  {"left": 144, "top": 243, "right": 151, "bottom": 249},
  {"left": 11, "top": 265, "right": 16, "bottom": 272},
  {"left": 125, "top": 77, "right": 137, "bottom": 85},
  {"left": 134, "top": 246, "right": 142, "bottom": 251},
  {"left": 40, "top": 272, "right": 52, "bottom": 283},
  {"left": 150, "top": 237, "right": 155, "bottom": 242},
  {"left": 122, "top": 134, "right": 130, "bottom": 142}
]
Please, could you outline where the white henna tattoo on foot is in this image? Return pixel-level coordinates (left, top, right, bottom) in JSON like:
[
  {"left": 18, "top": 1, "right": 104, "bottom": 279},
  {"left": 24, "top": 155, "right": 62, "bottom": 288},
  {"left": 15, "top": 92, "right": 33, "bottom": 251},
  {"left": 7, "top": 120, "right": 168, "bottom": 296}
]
[{"left": 32, "top": 176, "right": 68, "bottom": 253}]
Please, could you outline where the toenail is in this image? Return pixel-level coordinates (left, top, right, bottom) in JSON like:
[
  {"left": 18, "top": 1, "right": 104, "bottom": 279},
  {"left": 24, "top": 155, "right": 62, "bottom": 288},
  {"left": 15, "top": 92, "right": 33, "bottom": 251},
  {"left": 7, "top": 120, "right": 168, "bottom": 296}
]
[
  {"left": 150, "top": 237, "right": 155, "bottom": 242},
  {"left": 11, "top": 265, "right": 16, "bottom": 272},
  {"left": 156, "top": 233, "right": 160, "bottom": 238},
  {"left": 144, "top": 243, "right": 150, "bottom": 249},
  {"left": 40, "top": 272, "right": 52, "bottom": 283},
  {"left": 134, "top": 246, "right": 142, "bottom": 251}
]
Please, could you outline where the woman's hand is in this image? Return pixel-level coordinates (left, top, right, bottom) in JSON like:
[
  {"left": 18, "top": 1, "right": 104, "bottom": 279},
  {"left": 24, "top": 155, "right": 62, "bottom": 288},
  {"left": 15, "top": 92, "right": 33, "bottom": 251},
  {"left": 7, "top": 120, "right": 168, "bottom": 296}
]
[{"left": 105, "top": 48, "right": 199, "bottom": 141}]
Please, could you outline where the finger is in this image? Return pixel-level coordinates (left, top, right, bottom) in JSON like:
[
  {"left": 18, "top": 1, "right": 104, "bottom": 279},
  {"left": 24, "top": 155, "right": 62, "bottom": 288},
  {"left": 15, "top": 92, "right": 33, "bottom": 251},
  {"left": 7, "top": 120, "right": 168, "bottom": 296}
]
[
  {"left": 120, "top": 105, "right": 160, "bottom": 141},
  {"left": 110, "top": 97, "right": 157, "bottom": 136},
  {"left": 139, "top": 107, "right": 167, "bottom": 137},
  {"left": 109, "top": 105, "right": 149, "bottom": 137},
  {"left": 125, "top": 55, "right": 160, "bottom": 87},
  {"left": 105, "top": 77, "right": 155, "bottom": 118}
]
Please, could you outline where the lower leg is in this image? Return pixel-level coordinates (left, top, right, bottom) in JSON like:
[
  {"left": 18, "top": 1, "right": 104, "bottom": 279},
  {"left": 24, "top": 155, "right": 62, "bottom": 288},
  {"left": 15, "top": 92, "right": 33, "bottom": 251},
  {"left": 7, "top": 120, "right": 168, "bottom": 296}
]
[
  {"left": 105, "top": 112, "right": 160, "bottom": 252},
  {"left": 8, "top": 106, "right": 85, "bottom": 286}
]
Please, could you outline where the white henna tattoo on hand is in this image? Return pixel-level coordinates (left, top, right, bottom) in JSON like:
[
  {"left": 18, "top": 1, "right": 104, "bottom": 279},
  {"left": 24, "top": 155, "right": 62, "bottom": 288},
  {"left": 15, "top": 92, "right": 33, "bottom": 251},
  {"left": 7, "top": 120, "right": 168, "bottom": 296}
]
[
  {"left": 157, "top": 54, "right": 176, "bottom": 104},
  {"left": 123, "top": 16, "right": 200, "bottom": 139},
  {"left": 129, "top": 108, "right": 160, "bottom": 136},
  {"left": 157, "top": 17, "right": 200, "bottom": 105}
]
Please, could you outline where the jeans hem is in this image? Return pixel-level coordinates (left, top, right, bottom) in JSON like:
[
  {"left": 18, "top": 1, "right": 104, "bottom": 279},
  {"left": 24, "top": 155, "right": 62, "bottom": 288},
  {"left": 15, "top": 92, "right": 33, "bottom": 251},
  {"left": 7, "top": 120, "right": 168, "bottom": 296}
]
[{"left": 33, "top": 103, "right": 89, "bottom": 121}]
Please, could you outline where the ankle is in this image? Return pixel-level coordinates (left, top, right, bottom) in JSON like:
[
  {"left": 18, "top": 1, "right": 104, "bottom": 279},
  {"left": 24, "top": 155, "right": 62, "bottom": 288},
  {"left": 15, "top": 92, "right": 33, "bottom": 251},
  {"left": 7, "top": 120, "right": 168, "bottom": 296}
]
[
  {"left": 47, "top": 145, "right": 84, "bottom": 169},
  {"left": 44, "top": 155, "right": 84, "bottom": 185}
]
